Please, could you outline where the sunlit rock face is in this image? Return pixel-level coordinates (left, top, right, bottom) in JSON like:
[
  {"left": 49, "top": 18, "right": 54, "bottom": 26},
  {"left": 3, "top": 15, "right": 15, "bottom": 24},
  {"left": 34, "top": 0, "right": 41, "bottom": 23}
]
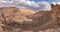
[
  {"left": 0, "top": 7, "right": 37, "bottom": 32},
  {"left": 19, "top": 8, "right": 36, "bottom": 16},
  {"left": 0, "top": 7, "right": 31, "bottom": 32},
  {"left": 0, "top": 7, "right": 36, "bottom": 22}
]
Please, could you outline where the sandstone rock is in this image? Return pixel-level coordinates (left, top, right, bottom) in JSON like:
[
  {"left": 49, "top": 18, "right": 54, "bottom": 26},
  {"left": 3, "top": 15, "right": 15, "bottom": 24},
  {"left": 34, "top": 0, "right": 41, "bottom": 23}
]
[
  {"left": 19, "top": 8, "right": 36, "bottom": 16},
  {"left": 51, "top": 4, "right": 60, "bottom": 25},
  {"left": 0, "top": 7, "right": 36, "bottom": 23},
  {"left": 0, "top": 7, "right": 36, "bottom": 32},
  {"left": 29, "top": 11, "right": 56, "bottom": 26},
  {"left": 0, "top": 4, "right": 60, "bottom": 32}
]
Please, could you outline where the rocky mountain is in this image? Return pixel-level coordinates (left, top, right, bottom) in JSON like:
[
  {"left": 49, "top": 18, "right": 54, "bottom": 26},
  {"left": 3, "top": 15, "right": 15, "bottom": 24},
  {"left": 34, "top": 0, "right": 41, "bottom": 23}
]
[
  {"left": 0, "top": 7, "right": 36, "bottom": 32},
  {"left": 51, "top": 4, "right": 60, "bottom": 25},
  {"left": 0, "top": 4, "right": 60, "bottom": 32}
]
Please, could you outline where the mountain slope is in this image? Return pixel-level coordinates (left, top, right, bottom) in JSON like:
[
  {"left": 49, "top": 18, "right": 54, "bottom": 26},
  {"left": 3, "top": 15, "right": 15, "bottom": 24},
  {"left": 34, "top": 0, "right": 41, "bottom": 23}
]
[{"left": 0, "top": 4, "right": 60, "bottom": 32}]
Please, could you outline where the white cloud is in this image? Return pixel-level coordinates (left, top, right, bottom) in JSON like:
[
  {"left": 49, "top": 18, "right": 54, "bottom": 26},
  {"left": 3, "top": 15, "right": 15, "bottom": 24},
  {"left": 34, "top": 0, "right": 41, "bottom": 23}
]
[
  {"left": 38, "top": 2, "right": 51, "bottom": 11},
  {"left": 0, "top": 0, "right": 16, "bottom": 7},
  {"left": 52, "top": 1, "right": 60, "bottom": 5},
  {"left": 16, "top": 0, "right": 51, "bottom": 11},
  {"left": 56, "top": 2, "right": 60, "bottom": 5},
  {"left": 52, "top": 2, "right": 56, "bottom": 5},
  {"left": 0, "top": 0, "right": 51, "bottom": 11}
]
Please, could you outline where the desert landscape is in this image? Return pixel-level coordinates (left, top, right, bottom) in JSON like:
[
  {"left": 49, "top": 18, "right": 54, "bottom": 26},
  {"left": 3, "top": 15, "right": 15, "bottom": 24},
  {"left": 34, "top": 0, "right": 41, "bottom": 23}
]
[{"left": 0, "top": 4, "right": 60, "bottom": 32}]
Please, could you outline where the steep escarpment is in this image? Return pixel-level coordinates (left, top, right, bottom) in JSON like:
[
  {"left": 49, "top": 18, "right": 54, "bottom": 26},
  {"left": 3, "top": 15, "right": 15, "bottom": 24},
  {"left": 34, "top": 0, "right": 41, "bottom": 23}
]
[
  {"left": 0, "top": 7, "right": 36, "bottom": 32},
  {"left": 0, "top": 4, "right": 60, "bottom": 32},
  {"left": 51, "top": 4, "right": 60, "bottom": 25}
]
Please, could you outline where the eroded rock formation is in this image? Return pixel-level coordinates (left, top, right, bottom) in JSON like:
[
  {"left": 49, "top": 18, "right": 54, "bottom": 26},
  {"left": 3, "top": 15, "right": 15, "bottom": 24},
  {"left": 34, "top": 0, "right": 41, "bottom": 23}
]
[{"left": 0, "top": 4, "right": 60, "bottom": 32}]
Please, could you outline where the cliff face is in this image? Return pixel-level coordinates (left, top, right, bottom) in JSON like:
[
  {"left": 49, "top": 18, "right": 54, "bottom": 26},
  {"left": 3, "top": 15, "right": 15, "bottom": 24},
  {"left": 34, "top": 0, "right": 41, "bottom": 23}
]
[
  {"left": 0, "top": 4, "right": 60, "bottom": 32},
  {"left": 0, "top": 7, "right": 37, "bottom": 32},
  {"left": 51, "top": 4, "right": 60, "bottom": 25},
  {"left": 0, "top": 7, "right": 36, "bottom": 22}
]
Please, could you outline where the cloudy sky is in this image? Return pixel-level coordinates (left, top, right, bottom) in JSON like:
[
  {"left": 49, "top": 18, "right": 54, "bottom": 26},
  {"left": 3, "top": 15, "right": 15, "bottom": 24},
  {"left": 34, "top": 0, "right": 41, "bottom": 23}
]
[
  {"left": 30, "top": 0, "right": 60, "bottom": 3},
  {"left": 0, "top": 0, "right": 60, "bottom": 11}
]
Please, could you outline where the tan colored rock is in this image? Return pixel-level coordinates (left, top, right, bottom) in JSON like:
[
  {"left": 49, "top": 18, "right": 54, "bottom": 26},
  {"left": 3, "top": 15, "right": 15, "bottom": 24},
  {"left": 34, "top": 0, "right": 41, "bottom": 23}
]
[
  {"left": 29, "top": 11, "right": 56, "bottom": 25},
  {"left": 0, "top": 7, "right": 36, "bottom": 23},
  {"left": 0, "top": 21, "right": 4, "bottom": 32},
  {"left": 19, "top": 8, "right": 36, "bottom": 16},
  {"left": 0, "top": 5, "right": 60, "bottom": 32},
  {"left": 51, "top": 4, "right": 60, "bottom": 25}
]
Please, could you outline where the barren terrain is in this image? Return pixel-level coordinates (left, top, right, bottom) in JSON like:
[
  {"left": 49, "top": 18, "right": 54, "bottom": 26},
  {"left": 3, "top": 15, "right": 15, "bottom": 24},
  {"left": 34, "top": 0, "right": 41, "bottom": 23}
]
[{"left": 0, "top": 4, "right": 60, "bottom": 32}]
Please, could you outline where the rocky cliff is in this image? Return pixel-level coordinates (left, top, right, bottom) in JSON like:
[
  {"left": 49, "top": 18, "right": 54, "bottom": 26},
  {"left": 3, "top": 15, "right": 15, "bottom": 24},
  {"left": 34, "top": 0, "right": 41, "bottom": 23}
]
[{"left": 0, "top": 4, "right": 60, "bottom": 32}]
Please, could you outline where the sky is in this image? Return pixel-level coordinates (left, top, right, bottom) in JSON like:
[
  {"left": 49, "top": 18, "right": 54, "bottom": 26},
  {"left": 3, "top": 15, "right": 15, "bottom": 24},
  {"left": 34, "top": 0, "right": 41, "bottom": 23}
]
[
  {"left": 30, "top": 0, "right": 60, "bottom": 3},
  {"left": 0, "top": 0, "right": 60, "bottom": 11}
]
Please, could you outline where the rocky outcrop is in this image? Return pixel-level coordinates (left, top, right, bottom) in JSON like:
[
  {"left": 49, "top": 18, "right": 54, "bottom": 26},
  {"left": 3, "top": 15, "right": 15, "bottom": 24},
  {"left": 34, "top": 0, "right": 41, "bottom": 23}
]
[
  {"left": 0, "top": 4, "right": 60, "bottom": 32},
  {"left": 0, "top": 7, "right": 36, "bottom": 32},
  {"left": 51, "top": 4, "right": 60, "bottom": 25}
]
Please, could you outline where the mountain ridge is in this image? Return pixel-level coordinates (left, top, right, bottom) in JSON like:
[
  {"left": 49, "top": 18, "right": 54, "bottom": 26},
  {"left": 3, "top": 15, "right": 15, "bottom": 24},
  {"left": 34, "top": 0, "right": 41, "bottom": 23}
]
[{"left": 0, "top": 4, "right": 60, "bottom": 32}]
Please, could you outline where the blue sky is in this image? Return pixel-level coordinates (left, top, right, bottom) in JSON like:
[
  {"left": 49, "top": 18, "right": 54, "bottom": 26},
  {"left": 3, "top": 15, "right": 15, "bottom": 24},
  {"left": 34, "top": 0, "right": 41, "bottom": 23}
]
[
  {"left": 2, "top": 0, "right": 60, "bottom": 4},
  {"left": 30, "top": 0, "right": 60, "bottom": 4}
]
